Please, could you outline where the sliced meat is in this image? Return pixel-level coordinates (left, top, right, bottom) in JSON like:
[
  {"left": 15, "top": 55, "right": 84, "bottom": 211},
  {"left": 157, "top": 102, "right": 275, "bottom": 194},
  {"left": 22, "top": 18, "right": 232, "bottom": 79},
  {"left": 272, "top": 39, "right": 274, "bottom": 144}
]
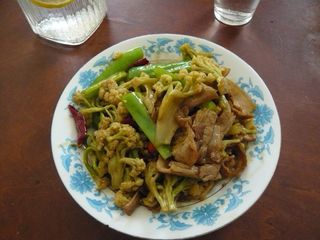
[
  {"left": 122, "top": 191, "right": 141, "bottom": 216},
  {"left": 156, "top": 157, "right": 221, "bottom": 182},
  {"left": 221, "top": 143, "right": 247, "bottom": 177},
  {"left": 199, "top": 164, "right": 221, "bottom": 181},
  {"left": 192, "top": 109, "right": 217, "bottom": 163},
  {"left": 188, "top": 181, "right": 216, "bottom": 200},
  {"left": 172, "top": 123, "right": 199, "bottom": 166},
  {"left": 173, "top": 109, "right": 199, "bottom": 166},
  {"left": 191, "top": 102, "right": 235, "bottom": 164},
  {"left": 156, "top": 157, "right": 198, "bottom": 178},
  {"left": 232, "top": 106, "right": 254, "bottom": 118},
  {"left": 207, "top": 125, "right": 224, "bottom": 163},
  {"left": 156, "top": 156, "right": 171, "bottom": 174},
  {"left": 243, "top": 134, "right": 256, "bottom": 142},
  {"left": 169, "top": 161, "right": 199, "bottom": 178},
  {"left": 175, "top": 106, "right": 191, "bottom": 127},
  {"left": 206, "top": 110, "right": 235, "bottom": 163},
  {"left": 216, "top": 110, "right": 235, "bottom": 135},
  {"left": 219, "top": 79, "right": 256, "bottom": 117},
  {"left": 192, "top": 108, "right": 217, "bottom": 140},
  {"left": 157, "top": 158, "right": 199, "bottom": 178},
  {"left": 197, "top": 127, "right": 214, "bottom": 163},
  {"left": 185, "top": 83, "right": 219, "bottom": 109}
]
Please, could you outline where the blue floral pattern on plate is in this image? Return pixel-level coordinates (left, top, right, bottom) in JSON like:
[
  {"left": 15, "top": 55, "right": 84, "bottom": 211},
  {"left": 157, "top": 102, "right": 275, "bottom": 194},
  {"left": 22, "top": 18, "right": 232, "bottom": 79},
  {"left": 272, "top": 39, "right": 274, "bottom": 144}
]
[
  {"left": 52, "top": 35, "right": 280, "bottom": 239},
  {"left": 79, "top": 70, "right": 97, "bottom": 88},
  {"left": 86, "top": 193, "right": 120, "bottom": 217},
  {"left": 149, "top": 178, "right": 249, "bottom": 230},
  {"left": 70, "top": 170, "right": 94, "bottom": 194}
]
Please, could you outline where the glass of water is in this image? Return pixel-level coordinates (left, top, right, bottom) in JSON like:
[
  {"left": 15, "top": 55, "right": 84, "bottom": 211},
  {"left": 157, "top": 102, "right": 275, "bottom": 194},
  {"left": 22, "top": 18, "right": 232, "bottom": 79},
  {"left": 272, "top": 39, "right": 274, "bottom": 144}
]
[
  {"left": 214, "top": 0, "right": 261, "bottom": 26},
  {"left": 17, "top": 0, "right": 108, "bottom": 45}
]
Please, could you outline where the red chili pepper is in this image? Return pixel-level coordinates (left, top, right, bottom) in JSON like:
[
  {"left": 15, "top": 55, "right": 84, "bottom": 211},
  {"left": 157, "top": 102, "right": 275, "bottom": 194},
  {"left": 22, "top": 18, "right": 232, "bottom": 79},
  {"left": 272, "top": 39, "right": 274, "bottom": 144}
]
[
  {"left": 147, "top": 142, "right": 156, "bottom": 154},
  {"left": 68, "top": 105, "right": 87, "bottom": 145},
  {"left": 129, "top": 58, "right": 150, "bottom": 68}
]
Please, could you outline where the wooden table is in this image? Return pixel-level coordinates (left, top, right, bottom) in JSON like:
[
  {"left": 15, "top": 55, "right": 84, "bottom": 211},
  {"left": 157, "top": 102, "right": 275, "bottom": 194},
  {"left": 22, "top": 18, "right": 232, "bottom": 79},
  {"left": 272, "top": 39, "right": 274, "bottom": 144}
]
[{"left": 1, "top": 0, "right": 319, "bottom": 239}]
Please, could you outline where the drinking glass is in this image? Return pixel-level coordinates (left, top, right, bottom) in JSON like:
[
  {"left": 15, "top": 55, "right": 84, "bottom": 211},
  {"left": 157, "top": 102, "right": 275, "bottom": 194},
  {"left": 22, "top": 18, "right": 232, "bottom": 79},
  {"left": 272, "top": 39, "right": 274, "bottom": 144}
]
[
  {"left": 17, "top": 0, "right": 108, "bottom": 45},
  {"left": 214, "top": 0, "right": 261, "bottom": 26}
]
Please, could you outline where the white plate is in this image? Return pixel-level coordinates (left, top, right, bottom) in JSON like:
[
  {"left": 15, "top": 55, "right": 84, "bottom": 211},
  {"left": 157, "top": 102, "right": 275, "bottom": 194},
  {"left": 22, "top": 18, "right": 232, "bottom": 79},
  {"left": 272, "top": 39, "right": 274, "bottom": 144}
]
[{"left": 51, "top": 34, "right": 281, "bottom": 239}]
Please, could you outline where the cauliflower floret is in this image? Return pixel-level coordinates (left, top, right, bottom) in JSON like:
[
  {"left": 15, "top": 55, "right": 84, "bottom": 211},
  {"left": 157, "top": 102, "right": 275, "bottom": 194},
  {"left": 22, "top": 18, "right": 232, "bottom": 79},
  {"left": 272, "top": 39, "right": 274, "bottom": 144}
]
[
  {"left": 98, "top": 79, "right": 128, "bottom": 105},
  {"left": 94, "top": 129, "right": 108, "bottom": 151},
  {"left": 116, "top": 101, "right": 129, "bottom": 122},
  {"left": 120, "top": 157, "right": 146, "bottom": 177},
  {"left": 94, "top": 122, "right": 143, "bottom": 190},
  {"left": 191, "top": 55, "right": 223, "bottom": 80},
  {"left": 105, "top": 122, "right": 142, "bottom": 149},
  {"left": 142, "top": 192, "right": 158, "bottom": 208},
  {"left": 98, "top": 116, "right": 112, "bottom": 130},
  {"left": 120, "top": 177, "right": 144, "bottom": 192},
  {"left": 94, "top": 122, "right": 141, "bottom": 154},
  {"left": 176, "top": 69, "right": 189, "bottom": 79},
  {"left": 152, "top": 74, "right": 172, "bottom": 95},
  {"left": 114, "top": 190, "right": 131, "bottom": 208}
]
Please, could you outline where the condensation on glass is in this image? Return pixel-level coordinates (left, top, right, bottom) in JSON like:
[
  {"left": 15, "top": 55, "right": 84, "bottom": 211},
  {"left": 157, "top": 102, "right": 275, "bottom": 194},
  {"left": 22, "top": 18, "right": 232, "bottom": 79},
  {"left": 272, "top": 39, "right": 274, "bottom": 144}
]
[{"left": 17, "top": 0, "right": 107, "bottom": 45}]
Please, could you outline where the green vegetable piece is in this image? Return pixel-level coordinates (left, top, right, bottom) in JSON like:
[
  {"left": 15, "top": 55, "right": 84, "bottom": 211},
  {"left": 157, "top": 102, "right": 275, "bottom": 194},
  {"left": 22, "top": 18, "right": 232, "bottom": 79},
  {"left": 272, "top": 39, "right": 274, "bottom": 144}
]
[
  {"left": 227, "top": 122, "right": 257, "bottom": 135},
  {"left": 128, "top": 61, "right": 191, "bottom": 79},
  {"left": 83, "top": 147, "right": 98, "bottom": 178},
  {"left": 102, "top": 122, "right": 142, "bottom": 190},
  {"left": 154, "top": 67, "right": 179, "bottom": 81},
  {"left": 200, "top": 101, "right": 221, "bottom": 113},
  {"left": 83, "top": 147, "right": 109, "bottom": 189},
  {"left": 156, "top": 76, "right": 202, "bottom": 145},
  {"left": 163, "top": 175, "right": 180, "bottom": 211},
  {"left": 81, "top": 71, "right": 127, "bottom": 99},
  {"left": 167, "top": 176, "right": 194, "bottom": 211},
  {"left": 180, "top": 43, "right": 212, "bottom": 60},
  {"left": 144, "top": 161, "right": 168, "bottom": 211},
  {"left": 200, "top": 100, "right": 215, "bottom": 110},
  {"left": 122, "top": 92, "right": 171, "bottom": 159},
  {"left": 144, "top": 161, "right": 194, "bottom": 212},
  {"left": 191, "top": 55, "right": 223, "bottom": 78},
  {"left": 91, "top": 47, "right": 144, "bottom": 86},
  {"left": 108, "top": 155, "right": 125, "bottom": 190}
]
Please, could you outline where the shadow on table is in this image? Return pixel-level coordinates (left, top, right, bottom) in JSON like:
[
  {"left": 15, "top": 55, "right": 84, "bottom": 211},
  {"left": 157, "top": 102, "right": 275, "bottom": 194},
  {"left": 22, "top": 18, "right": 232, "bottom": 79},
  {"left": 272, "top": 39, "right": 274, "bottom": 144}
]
[{"left": 203, "top": 20, "right": 247, "bottom": 48}]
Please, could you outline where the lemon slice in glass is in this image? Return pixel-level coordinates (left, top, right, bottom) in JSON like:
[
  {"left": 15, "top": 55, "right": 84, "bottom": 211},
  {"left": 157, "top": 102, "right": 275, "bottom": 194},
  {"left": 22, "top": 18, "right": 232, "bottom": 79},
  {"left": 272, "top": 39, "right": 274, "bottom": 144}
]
[{"left": 30, "top": 0, "right": 75, "bottom": 8}]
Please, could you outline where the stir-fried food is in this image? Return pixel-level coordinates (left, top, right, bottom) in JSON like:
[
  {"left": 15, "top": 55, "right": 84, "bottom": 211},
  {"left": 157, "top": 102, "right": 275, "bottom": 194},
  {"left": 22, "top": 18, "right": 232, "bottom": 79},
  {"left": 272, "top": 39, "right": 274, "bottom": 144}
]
[{"left": 69, "top": 44, "right": 257, "bottom": 215}]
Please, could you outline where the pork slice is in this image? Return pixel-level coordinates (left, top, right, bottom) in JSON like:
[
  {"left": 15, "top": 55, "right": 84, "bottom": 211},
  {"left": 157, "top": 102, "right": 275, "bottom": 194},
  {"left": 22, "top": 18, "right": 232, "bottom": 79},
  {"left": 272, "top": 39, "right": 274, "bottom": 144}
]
[
  {"left": 172, "top": 124, "right": 199, "bottom": 166},
  {"left": 192, "top": 109, "right": 217, "bottom": 163},
  {"left": 168, "top": 161, "right": 199, "bottom": 178},
  {"left": 156, "top": 157, "right": 199, "bottom": 179},
  {"left": 156, "top": 157, "right": 222, "bottom": 182},
  {"left": 192, "top": 108, "right": 217, "bottom": 140},
  {"left": 207, "top": 125, "right": 224, "bottom": 163},
  {"left": 216, "top": 110, "right": 235, "bottom": 135},
  {"left": 199, "top": 164, "right": 221, "bottom": 181},
  {"left": 185, "top": 83, "right": 219, "bottom": 109},
  {"left": 219, "top": 79, "right": 256, "bottom": 117},
  {"left": 221, "top": 143, "right": 247, "bottom": 177},
  {"left": 123, "top": 191, "right": 141, "bottom": 216}
]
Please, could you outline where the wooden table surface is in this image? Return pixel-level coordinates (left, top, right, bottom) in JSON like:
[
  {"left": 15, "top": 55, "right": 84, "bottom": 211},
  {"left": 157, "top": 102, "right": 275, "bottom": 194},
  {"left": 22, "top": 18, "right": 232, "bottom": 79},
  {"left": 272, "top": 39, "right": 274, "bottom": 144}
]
[{"left": 1, "top": 0, "right": 319, "bottom": 239}]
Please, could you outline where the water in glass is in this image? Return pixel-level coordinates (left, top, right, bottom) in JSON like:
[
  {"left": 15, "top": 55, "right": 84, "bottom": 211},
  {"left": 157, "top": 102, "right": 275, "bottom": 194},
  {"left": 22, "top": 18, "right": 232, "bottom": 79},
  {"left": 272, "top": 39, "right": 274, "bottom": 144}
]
[
  {"left": 214, "top": 0, "right": 261, "bottom": 26},
  {"left": 17, "top": 0, "right": 107, "bottom": 45}
]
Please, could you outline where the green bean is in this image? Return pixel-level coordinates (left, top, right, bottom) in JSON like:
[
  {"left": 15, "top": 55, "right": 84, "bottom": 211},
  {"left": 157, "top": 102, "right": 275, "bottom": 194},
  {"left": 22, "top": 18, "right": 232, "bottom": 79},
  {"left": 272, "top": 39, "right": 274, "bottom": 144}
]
[
  {"left": 128, "top": 61, "right": 191, "bottom": 79},
  {"left": 82, "top": 71, "right": 127, "bottom": 99},
  {"left": 122, "top": 92, "right": 171, "bottom": 159},
  {"left": 90, "top": 47, "right": 144, "bottom": 86}
]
